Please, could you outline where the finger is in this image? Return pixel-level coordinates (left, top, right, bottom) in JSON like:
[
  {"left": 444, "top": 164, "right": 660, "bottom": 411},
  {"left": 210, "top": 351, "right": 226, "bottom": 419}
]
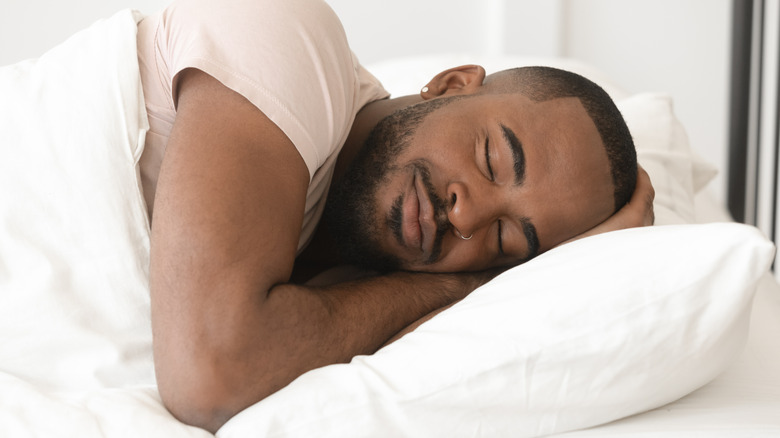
[
  {"left": 637, "top": 166, "right": 655, "bottom": 225},
  {"left": 632, "top": 166, "right": 655, "bottom": 203}
]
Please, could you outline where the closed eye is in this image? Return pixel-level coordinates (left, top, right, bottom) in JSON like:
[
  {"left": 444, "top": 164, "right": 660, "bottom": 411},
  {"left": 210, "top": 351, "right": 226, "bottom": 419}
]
[{"left": 484, "top": 136, "right": 495, "bottom": 181}]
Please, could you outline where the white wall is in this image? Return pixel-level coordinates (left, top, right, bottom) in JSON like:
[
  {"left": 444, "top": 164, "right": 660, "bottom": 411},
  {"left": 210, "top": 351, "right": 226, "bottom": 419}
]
[
  {"left": 325, "top": 0, "right": 564, "bottom": 63},
  {"left": 561, "top": 0, "right": 732, "bottom": 203},
  {"left": 2, "top": 0, "right": 732, "bottom": 204},
  {"left": 0, "top": 0, "right": 167, "bottom": 65},
  {"left": 329, "top": 0, "right": 732, "bottom": 204}
]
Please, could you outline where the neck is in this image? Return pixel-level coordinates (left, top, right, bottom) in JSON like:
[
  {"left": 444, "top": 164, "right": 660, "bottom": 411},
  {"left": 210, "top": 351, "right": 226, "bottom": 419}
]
[{"left": 332, "top": 94, "right": 422, "bottom": 185}]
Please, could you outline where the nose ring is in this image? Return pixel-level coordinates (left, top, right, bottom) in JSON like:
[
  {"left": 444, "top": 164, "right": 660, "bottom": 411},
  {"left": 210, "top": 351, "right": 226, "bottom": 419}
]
[{"left": 455, "top": 228, "right": 473, "bottom": 241}]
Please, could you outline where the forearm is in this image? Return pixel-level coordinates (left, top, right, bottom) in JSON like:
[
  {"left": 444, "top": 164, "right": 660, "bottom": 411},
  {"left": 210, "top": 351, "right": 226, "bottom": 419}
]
[
  {"left": 260, "top": 273, "right": 472, "bottom": 390},
  {"left": 283, "top": 270, "right": 480, "bottom": 354},
  {"left": 155, "top": 270, "right": 485, "bottom": 433}
]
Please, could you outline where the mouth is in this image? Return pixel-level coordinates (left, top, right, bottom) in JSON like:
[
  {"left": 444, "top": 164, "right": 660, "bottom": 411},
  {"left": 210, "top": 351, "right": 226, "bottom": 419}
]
[
  {"left": 397, "top": 168, "right": 437, "bottom": 258},
  {"left": 414, "top": 169, "right": 437, "bottom": 259},
  {"left": 400, "top": 173, "right": 422, "bottom": 251}
]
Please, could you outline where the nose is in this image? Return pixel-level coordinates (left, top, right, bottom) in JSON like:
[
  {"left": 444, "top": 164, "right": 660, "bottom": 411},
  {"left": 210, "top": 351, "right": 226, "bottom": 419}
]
[{"left": 446, "top": 181, "right": 496, "bottom": 239}]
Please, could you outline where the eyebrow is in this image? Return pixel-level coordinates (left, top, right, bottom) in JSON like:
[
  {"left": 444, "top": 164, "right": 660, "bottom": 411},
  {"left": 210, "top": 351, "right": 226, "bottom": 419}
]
[
  {"left": 500, "top": 124, "right": 526, "bottom": 185},
  {"left": 520, "top": 218, "right": 540, "bottom": 262}
]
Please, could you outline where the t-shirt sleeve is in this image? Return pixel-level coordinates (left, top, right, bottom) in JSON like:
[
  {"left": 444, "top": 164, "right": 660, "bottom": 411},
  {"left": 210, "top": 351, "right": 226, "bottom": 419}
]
[{"left": 155, "top": 0, "right": 387, "bottom": 179}]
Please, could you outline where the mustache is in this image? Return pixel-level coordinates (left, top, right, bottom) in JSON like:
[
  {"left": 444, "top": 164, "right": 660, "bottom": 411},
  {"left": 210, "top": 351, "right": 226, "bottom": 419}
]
[
  {"left": 415, "top": 163, "right": 450, "bottom": 264},
  {"left": 388, "top": 163, "right": 451, "bottom": 264}
]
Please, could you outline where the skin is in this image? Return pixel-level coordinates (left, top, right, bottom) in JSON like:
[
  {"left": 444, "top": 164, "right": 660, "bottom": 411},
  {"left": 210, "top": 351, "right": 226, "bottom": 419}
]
[
  {"left": 368, "top": 93, "right": 614, "bottom": 272},
  {"left": 150, "top": 65, "right": 654, "bottom": 433}
]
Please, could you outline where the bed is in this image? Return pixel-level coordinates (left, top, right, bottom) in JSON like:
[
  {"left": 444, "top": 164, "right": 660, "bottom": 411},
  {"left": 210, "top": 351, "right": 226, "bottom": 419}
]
[{"left": 0, "top": 7, "right": 779, "bottom": 438}]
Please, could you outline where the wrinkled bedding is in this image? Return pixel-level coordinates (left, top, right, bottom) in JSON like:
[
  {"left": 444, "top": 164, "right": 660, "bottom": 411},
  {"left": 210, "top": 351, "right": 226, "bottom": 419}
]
[
  {"left": 0, "top": 9, "right": 210, "bottom": 438},
  {"left": 1, "top": 9, "right": 779, "bottom": 438}
]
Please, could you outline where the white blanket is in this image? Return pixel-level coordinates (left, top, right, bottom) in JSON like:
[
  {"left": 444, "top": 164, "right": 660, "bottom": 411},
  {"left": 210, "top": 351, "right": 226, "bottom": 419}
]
[{"left": 0, "top": 9, "right": 208, "bottom": 438}]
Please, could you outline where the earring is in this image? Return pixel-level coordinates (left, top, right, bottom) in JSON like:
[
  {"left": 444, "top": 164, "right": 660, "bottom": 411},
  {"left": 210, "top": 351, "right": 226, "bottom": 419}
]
[
  {"left": 421, "top": 86, "right": 429, "bottom": 93},
  {"left": 455, "top": 228, "right": 473, "bottom": 241}
]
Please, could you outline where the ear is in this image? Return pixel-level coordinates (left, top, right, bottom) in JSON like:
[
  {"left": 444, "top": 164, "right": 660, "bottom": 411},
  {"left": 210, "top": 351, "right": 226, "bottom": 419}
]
[{"left": 420, "top": 65, "right": 486, "bottom": 100}]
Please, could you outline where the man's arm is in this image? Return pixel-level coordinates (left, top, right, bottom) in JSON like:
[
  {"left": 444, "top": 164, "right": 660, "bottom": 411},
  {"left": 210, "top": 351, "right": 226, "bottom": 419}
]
[{"left": 150, "top": 69, "right": 486, "bottom": 433}]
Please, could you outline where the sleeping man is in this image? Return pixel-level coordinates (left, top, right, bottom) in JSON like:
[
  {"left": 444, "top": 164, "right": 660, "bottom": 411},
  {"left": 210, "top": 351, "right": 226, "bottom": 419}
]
[{"left": 139, "top": 0, "right": 654, "bottom": 432}]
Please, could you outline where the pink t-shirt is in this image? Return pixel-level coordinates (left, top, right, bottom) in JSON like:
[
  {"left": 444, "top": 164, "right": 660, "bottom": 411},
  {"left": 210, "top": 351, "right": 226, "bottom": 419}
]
[{"left": 136, "top": 0, "right": 388, "bottom": 250}]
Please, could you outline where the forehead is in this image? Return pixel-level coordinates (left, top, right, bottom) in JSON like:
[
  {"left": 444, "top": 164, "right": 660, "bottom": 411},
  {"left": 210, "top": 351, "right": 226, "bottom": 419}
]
[
  {"left": 519, "top": 96, "right": 607, "bottom": 171},
  {"left": 419, "top": 93, "right": 589, "bottom": 130},
  {"left": 415, "top": 93, "right": 605, "bottom": 165}
]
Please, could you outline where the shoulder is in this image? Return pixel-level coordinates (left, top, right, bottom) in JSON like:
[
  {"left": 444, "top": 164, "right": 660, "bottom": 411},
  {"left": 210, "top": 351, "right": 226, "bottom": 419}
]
[
  {"left": 156, "top": 0, "right": 384, "bottom": 177},
  {"left": 161, "top": 0, "right": 347, "bottom": 44},
  {"left": 158, "top": 0, "right": 357, "bottom": 112}
]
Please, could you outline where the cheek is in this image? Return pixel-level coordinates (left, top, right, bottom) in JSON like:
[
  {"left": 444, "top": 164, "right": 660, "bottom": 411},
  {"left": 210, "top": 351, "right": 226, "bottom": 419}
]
[
  {"left": 371, "top": 166, "right": 407, "bottom": 214},
  {"left": 422, "top": 239, "right": 494, "bottom": 273}
]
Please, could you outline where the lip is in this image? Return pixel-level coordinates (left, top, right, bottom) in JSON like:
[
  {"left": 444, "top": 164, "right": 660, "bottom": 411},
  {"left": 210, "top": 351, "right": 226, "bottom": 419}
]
[
  {"left": 401, "top": 174, "right": 422, "bottom": 250},
  {"left": 413, "top": 169, "right": 437, "bottom": 259}
]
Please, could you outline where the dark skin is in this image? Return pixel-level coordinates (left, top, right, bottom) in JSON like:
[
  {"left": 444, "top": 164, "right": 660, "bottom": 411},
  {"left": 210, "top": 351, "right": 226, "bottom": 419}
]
[{"left": 150, "top": 65, "right": 654, "bottom": 433}]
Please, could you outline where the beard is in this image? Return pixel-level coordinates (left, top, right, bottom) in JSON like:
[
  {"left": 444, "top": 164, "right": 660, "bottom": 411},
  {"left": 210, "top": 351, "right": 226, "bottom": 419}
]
[
  {"left": 321, "top": 118, "right": 406, "bottom": 272},
  {"left": 322, "top": 141, "right": 402, "bottom": 272},
  {"left": 324, "top": 157, "right": 450, "bottom": 272},
  {"left": 322, "top": 97, "right": 462, "bottom": 272}
]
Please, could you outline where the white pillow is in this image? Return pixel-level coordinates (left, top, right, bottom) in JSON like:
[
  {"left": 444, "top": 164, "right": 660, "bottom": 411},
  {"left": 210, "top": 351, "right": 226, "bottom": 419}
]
[
  {"left": 618, "top": 93, "right": 718, "bottom": 225},
  {"left": 219, "top": 223, "right": 774, "bottom": 438},
  {"left": 0, "top": 10, "right": 153, "bottom": 390}
]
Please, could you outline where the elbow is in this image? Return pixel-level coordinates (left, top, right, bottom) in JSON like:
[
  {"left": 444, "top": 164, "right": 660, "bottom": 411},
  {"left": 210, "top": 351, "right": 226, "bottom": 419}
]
[
  {"left": 159, "top": 381, "right": 231, "bottom": 434},
  {"left": 156, "top": 363, "right": 252, "bottom": 434}
]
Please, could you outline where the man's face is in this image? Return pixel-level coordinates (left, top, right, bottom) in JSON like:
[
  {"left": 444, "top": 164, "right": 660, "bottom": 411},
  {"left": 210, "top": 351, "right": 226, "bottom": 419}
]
[{"left": 327, "top": 93, "right": 615, "bottom": 273}]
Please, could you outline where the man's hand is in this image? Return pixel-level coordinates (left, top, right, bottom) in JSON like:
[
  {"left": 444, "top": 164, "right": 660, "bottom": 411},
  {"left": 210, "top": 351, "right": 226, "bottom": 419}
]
[{"left": 561, "top": 165, "right": 655, "bottom": 245}]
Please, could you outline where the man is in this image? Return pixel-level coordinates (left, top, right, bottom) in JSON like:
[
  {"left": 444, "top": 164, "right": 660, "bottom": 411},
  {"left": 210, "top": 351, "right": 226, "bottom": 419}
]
[{"left": 139, "top": 0, "right": 653, "bottom": 432}]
